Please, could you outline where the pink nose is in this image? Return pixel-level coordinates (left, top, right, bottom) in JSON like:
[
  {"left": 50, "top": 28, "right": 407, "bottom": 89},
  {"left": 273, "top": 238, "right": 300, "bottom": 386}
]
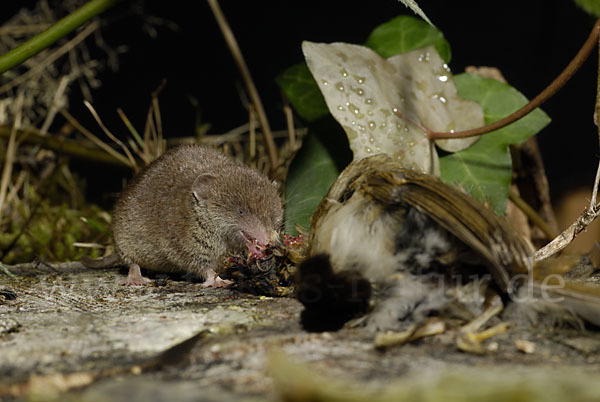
[
  {"left": 240, "top": 230, "right": 268, "bottom": 258},
  {"left": 241, "top": 230, "right": 268, "bottom": 246}
]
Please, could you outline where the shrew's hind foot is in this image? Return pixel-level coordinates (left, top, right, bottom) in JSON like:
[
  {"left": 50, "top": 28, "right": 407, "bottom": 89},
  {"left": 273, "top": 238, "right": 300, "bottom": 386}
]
[
  {"left": 119, "top": 263, "right": 152, "bottom": 286},
  {"left": 201, "top": 269, "right": 234, "bottom": 288}
]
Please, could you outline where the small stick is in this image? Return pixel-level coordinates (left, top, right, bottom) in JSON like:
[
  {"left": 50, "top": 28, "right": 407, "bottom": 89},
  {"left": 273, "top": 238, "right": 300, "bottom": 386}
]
[
  {"left": 508, "top": 190, "right": 558, "bottom": 240},
  {"left": 207, "top": 0, "right": 278, "bottom": 174},
  {"left": 534, "top": 161, "right": 600, "bottom": 261}
]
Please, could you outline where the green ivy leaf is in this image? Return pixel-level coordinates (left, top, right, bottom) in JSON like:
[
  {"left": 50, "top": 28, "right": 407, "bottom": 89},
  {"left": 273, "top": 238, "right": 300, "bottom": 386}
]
[
  {"left": 276, "top": 63, "right": 329, "bottom": 122},
  {"left": 439, "top": 73, "right": 551, "bottom": 215},
  {"left": 574, "top": 0, "right": 600, "bottom": 17},
  {"left": 365, "top": 16, "right": 451, "bottom": 62},
  {"left": 284, "top": 131, "right": 343, "bottom": 234}
]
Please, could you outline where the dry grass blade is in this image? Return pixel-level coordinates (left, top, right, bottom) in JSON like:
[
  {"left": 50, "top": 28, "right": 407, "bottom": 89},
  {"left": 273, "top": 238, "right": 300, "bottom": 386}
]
[
  {"left": 5, "top": 171, "right": 27, "bottom": 212},
  {"left": 40, "top": 76, "right": 70, "bottom": 134},
  {"left": 143, "top": 104, "right": 159, "bottom": 160},
  {"left": 283, "top": 104, "right": 296, "bottom": 148},
  {"left": 118, "top": 108, "right": 151, "bottom": 164},
  {"left": 197, "top": 123, "right": 250, "bottom": 146},
  {"left": 60, "top": 109, "right": 132, "bottom": 168},
  {"left": 152, "top": 82, "right": 164, "bottom": 150},
  {"left": 127, "top": 138, "right": 149, "bottom": 165},
  {"left": 206, "top": 0, "right": 278, "bottom": 174},
  {"left": 138, "top": 81, "right": 168, "bottom": 162},
  {"left": 249, "top": 105, "right": 256, "bottom": 164},
  {"left": 0, "top": 92, "right": 24, "bottom": 218},
  {"left": 83, "top": 100, "right": 138, "bottom": 171},
  {"left": 117, "top": 108, "right": 145, "bottom": 150},
  {"left": 0, "top": 24, "right": 51, "bottom": 35}
]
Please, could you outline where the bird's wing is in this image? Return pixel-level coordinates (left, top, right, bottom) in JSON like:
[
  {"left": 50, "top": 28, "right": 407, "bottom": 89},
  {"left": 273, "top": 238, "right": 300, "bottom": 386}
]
[{"left": 361, "top": 164, "right": 533, "bottom": 292}]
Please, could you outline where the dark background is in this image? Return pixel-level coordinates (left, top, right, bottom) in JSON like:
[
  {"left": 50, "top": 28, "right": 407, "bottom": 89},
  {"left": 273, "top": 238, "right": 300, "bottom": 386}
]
[{"left": 5, "top": 0, "right": 600, "bottom": 205}]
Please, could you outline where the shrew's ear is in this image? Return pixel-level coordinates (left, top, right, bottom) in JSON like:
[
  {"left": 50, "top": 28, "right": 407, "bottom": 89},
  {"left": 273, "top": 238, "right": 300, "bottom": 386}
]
[{"left": 192, "top": 173, "right": 216, "bottom": 201}]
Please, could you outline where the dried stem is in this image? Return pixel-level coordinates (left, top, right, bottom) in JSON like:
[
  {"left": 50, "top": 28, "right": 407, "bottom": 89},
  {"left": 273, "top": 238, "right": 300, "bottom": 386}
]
[
  {"left": 84, "top": 100, "right": 137, "bottom": 170},
  {"left": 0, "top": 124, "right": 129, "bottom": 168},
  {"left": 207, "top": 0, "right": 278, "bottom": 174},
  {"left": 0, "top": 93, "right": 23, "bottom": 218},
  {"left": 249, "top": 105, "right": 257, "bottom": 164},
  {"left": 40, "top": 76, "right": 70, "bottom": 134},
  {"left": 117, "top": 108, "right": 147, "bottom": 156},
  {"left": 60, "top": 109, "right": 132, "bottom": 167},
  {"left": 151, "top": 80, "right": 166, "bottom": 153},
  {"left": 425, "top": 18, "right": 600, "bottom": 140},
  {"left": 508, "top": 190, "right": 558, "bottom": 240},
  {"left": 284, "top": 104, "right": 296, "bottom": 149}
]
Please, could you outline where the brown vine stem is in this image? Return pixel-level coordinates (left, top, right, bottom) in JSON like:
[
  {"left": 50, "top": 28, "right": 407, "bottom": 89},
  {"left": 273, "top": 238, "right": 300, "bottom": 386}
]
[
  {"left": 207, "top": 0, "right": 278, "bottom": 175},
  {"left": 422, "top": 18, "right": 600, "bottom": 140}
]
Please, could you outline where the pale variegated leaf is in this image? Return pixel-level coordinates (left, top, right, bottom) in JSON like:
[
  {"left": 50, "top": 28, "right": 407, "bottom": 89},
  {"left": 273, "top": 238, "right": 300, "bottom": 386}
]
[
  {"left": 303, "top": 41, "right": 435, "bottom": 173},
  {"left": 302, "top": 41, "right": 484, "bottom": 175},
  {"left": 386, "top": 47, "right": 484, "bottom": 152}
]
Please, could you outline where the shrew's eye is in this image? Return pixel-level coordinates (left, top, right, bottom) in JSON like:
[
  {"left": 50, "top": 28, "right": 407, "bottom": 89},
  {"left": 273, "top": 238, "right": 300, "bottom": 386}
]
[{"left": 238, "top": 208, "right": 245, "bottom": 216}]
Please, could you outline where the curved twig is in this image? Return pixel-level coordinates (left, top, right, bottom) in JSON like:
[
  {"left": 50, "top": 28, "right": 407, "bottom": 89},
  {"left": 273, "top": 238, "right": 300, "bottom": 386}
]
[{"left": 425, "top": 18, "right": 600, "bottom": 140}]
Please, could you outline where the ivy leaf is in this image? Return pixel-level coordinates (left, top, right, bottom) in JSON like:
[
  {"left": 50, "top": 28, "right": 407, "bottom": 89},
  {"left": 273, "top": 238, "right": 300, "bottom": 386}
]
[
  {"left": 276, "top": 63, "right": 329, "bottom": 122},
  {"left": 284, "top": 130, "right": 345, "bottom": 234},
  {"left": 302, "top": 42, "right": 483, "bottom": 174},
  {"left": 574, "top": 0, "right": 600, "bottom": 17},
  {"left": 365, "top": 16, "right": 451, "bottom": 62},
  {"left": 440, "top": 73, "right": 551, "bottom": 215}
]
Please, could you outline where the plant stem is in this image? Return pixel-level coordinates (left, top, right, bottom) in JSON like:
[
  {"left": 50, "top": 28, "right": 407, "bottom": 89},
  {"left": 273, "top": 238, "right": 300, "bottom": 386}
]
[
  {"left": 0, "top": 125, "right": 130, "bottom": 169},
  {"left": 0, "top": 0, "right": 120, "bottom": 74},
  {"left": 428, "top": 18, "right": 600, "bottom": 140},
  {"left": 508, "top": 190, "right": 557, "bottom": 240},
  {"left": 207, "top": 0, "right": 279, "bottom": 175}
]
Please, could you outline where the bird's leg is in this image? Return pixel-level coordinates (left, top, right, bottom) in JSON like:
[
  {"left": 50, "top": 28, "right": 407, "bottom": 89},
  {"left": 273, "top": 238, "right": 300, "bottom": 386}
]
[{"left": 456, "top": 293, "right": 507, "bottom": 354}]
